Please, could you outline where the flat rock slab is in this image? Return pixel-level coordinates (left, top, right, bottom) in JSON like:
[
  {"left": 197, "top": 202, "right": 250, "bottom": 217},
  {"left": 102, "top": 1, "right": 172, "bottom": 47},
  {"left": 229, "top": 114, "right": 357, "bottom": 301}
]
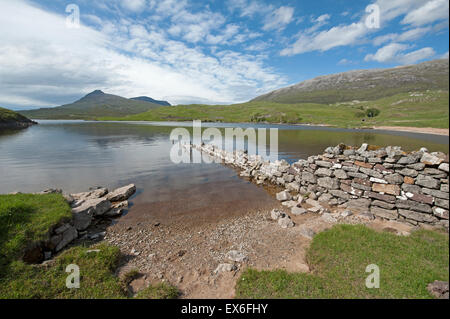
[{"left": 106, "top": 184, "right": 136, "bottom": 202}]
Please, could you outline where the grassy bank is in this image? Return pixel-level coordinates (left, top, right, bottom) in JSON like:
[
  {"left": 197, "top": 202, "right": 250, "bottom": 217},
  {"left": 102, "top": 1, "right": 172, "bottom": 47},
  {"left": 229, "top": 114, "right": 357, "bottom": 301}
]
[
  {"left": 236, "top": 224, "right": 449, "bottom": 299},
  {"left": 101, "top": 90, "right": 449, "bottom": 129},
  {"left": 0, "top": 194, "right": 177, "bottom": 299}
]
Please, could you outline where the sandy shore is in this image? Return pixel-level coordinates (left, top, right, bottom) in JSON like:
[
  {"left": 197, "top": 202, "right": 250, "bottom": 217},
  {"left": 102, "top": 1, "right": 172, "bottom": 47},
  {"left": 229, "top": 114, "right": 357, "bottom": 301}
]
[{"left": 373, "top": 126, "right": 449, "bottom": 136}]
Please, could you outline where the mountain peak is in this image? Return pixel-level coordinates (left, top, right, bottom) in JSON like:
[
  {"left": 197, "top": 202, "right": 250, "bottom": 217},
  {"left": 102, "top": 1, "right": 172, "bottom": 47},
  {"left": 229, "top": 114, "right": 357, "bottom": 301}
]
[{"left": 86, "top": 90, "right": 105, "bottom": 97}]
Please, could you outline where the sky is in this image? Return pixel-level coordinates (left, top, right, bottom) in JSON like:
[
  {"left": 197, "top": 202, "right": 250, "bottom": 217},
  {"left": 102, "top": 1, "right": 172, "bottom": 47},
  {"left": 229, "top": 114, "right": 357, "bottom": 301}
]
[{"left": 0, "top": 0, "right": 448, "bottom": 110}]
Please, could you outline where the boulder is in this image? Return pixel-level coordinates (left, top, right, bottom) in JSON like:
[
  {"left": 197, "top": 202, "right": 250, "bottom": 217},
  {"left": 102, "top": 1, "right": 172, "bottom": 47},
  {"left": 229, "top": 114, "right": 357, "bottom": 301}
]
[
  {"left": 427, "top": 281, "right": 449, "bottom": 299},
  {"left": 278, "top": 216, "right": 295, "bottom": 228},
  {"left": 421, "top": 153, "right": 444, "bottom": 166},
  {"left": 214, "top": 263, "right": 237, "bottom": 274},
  {"left": 276, "top": 191, "right": 292, "bottom": 202},
  {"left": 72, "top": 212, "right": 92, "bottom": 231},
  {"left": 106, "top": 184, "right": 136, "bottom": 202},
  {"left": 72, "top": 198, "right": 111, "bottom": 216},
  {"left": 291, "top": 207, "right": 307, "bottom": 216},
  {"left": 55, "top": 226, "right": 78, "bottom": 252},
  {"left": 270, "top": 209, "right": 283, "bottom": 220},
  {"left": 416, "top": 175, "right": 440, "bottom": 190}
]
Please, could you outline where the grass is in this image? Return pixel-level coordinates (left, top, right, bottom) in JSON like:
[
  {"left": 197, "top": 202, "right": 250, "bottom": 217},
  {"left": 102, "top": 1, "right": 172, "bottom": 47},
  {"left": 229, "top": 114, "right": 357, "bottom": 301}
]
[
  {"left": 0, "top": 194, "right": 178, "bottom": 299},
  {"left": 102, "top": 90, "right": 449, "bottom": 129},
  {"left": 0, "top": 194, "right": 72, "bottom": 268},
  {"left": 235, "top": 224, "right": 449, "bottom": 299},
  {"left": 0, "top": 107, "right": 32, "bottom": 124}
]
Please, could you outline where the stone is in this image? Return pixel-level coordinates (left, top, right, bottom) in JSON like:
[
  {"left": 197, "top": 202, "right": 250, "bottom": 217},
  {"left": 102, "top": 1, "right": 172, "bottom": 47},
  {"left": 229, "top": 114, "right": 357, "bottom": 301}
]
[
  {"left": 401, "top": 184, "right": 422, "bottom": 194},
  {"left": 433, "top": 207, "right": 449, "bottom": 219},
  {"left": 284, "top": 174, "right": 295, "bottom": 183},
  {"left": 317, "top": 177, "right": 340, "bottom": 190},
  {"left": 441, "top": 184, "right": 449, "bottom": 192},
  {"left": 435, "top": 198, "right": 449, "bottom": 209},
  {"left": 334, "top": 169, "right": 348, "bottom": 179},
  {"left": 357, "top": 143, "right": 368, "bottom": 154},
  {"left": 318, "top": 193, "right": 334, "bottom": 203},
  {"left": 301, "top": 171, "right": 317, "bottom": 184},
  {"left": 374, "top": 164, "right": 393, "bottom": 174},
  {"left": 397, "top": 155, "right": 420, "bottom": 165},
  {"left": 416, "top": 175, "right": 440, "bottom": 189},
  {"left": 276, "top": 191, "right": 292, "bottom": 202},
  {"left": 422, "top": 188, "right": 449, "bottom": 199},
  {"left": 270, "top": 209, "right": 283, "bottom": 220},
  {"left": 370, "top": 177, "right": 388, "bottom": 184},
  {"left": 346, "top": 198, "right": 372, "bottom": 213},
  {"left": 358, "top": 211, "right": 375, "bottom": 221},
  {"left": 371, "top": 206, "right": 398, "bottom": 220},
  {"left": 291, "top": 207, "right": 307, "bottom": 215},
  {"left": 407, "top": 163, "right": 425, "bottom": 171},
  {"left": 427, "top": 281, "right": 449, "bottom": 299},
  {"left": 55, "top": 226, "right": 78, "bottom": 252},
  {"left": 341, "top": 184, "right": 364, "bottom": 196},
  {"left": 315, "top": 160, "right": 333, "bottom": 168},
  {"left": 354, "top": 161, "right": 373, "bottom": 169},
  {"left": 421, "top": 153, "right": 444, "bottom": 166},
  {"left": 372, "top": 183, "right": 401, "bottom": 196},
  {"left": 365, "top": 191, "right": 397, "bottom": 203},
  {"left": 341, "top": 210, "right": 353, "bottom": 217},
  {"left": 214, "top": 263, "right": 237, "bottom": 274},
  {"left": 286, "top": 182, "right": 300, "bottom": 192},
  {"left": 226, "top": 250, "right": 248, "bottom": 263},
  {"left": 347, "top": 172, "right": 369, "bottom": 179},
  {"left": 384, "top": 173, "right": 404, "bottom": 185},
  {"left": 372, "top": 200, "right": 396, "bottom": 210},
  {"left": 104, "top": 208, "right": 124, "bottom": 217},
  {"left": 329, "top": 190, "right": 350, "bottom": 200},
  {"left": 403, "top": 176, "right": 415, "bottom": 185},
  {"left": 72, "top": 212, "right": 92, "bottom": 231},
  {"left": 72, "top": 198, "right": 111, "bottom": 216},
  {"left": 106, "top": 184, "right": 136, "bottom": 202},
  {"left": 278, "top": 216, "right": 295, "bottom": 228},
  {"left": 406, "top": 192, "right": 434, "bottom": 205},
  {"left": 397, "top": 168, "right": 419, "bottom": 178},
  {"left": 351, "top": 178, "right": 372, "bottom": 191},
  {"left": 360, "top": 168, "right": 384, "bottom": 179},
  {"left": 282, "top": 200, "right": 298, "bottom": 208},
  {"left": 398, "top": 209, "right": 438, "bottom": 223},
  {"left": 315, "top": 168, "right": 333, "bottom": 177},
  {"left": 438, "top": 163, "right": 449, "bottom": 173}
]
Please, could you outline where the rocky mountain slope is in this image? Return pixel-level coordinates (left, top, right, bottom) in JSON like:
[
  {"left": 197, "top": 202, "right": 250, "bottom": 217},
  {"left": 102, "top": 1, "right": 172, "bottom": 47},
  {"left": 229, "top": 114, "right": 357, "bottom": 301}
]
[
  {"left": 130, "top": 96, "right": 171, "bottom": 106},
  {"left": 252, "top": 59, "right": 449, "bottom": 104}
]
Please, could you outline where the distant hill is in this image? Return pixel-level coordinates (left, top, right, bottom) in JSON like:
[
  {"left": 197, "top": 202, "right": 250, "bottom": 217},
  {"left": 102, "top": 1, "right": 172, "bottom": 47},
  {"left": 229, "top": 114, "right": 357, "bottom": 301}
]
[
  {"left": 130, "top": 96, "right": 171, "bottom": 106},
  {"left": 19, "top": 90, "right": 164, "bottom": 120},
  {"left": 0, "top": 107, "right": 36, "bottom": 130},
  {"left": 252, "top": 59, "right": 449, "bottom": 104}
]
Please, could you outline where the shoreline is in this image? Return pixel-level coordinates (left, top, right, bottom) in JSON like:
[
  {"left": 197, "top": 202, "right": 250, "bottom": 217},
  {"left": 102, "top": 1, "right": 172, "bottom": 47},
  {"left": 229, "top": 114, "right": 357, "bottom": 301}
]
[{"left": 371, "top": 126, "right": 449, "bottom": 136}]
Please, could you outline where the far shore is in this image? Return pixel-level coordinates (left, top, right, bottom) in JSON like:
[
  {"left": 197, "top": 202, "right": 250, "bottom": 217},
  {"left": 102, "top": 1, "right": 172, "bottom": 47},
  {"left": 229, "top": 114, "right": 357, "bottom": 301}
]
[{"left": 372, "top": 126, "right": 449, "bottom": 136}]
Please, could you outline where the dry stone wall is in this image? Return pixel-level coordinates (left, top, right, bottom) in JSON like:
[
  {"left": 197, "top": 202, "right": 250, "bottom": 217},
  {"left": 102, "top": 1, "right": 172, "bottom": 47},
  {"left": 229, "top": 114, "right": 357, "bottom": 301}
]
[{"left": 188, "top": 143, "right": 449, "bottom": 230}]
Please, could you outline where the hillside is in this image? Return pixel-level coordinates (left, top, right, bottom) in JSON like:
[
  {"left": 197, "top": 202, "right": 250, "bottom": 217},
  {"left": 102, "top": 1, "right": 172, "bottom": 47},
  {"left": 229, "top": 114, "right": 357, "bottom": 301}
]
[
  {"left": 19, "top": 90, "right": 163, "bottom": 120},
  {"left": 252, "top": 59, "right": 449, "bottom": 104},
  {"left": 102, "top": 90, "right": 449, "bottom": 129},
  {"left": 130, "top": 96, "right": 171, "bottom": 106},
  {"left": 0, "top": 107, "right": 36, "bottom": 130}
]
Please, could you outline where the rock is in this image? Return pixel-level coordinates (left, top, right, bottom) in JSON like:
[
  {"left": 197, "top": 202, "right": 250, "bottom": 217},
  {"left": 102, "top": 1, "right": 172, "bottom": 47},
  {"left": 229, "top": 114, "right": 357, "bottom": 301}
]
[
  {"left": 315, "top": 160, "right": 333, "bottom": 168},
  {"left": 278, "top": 216, "right": 295, "bottom": 228},
  {"left": 416, "top": 175, "right": 440, "bottom": 190},
  {"left": 104, "top": 208, "right": 124, "bottom": 217},
  {"left": 106, "top": 184, "right": 136, "bottom": 202},
  {"left": 365, "top": 191, "right": 397, "bottom": 203},
  {"left": 438, "top": 163, "right": 449, "bottom": 173},
  {"left": 398, "top": 209, "right": 438, "bottom": 223},
  {"left": 315, "top": 168, "right": 333, "bottom": 177},
  {"left": 358, "top": 212, "right": 375, "bottom": 221},
  {"left": 351, "top": 178, "right": 372, "bottom": 191},
  {"left": 384, "top": 173, "right": 404, "bottom": 185},
  {"left": 422, "top": 188, "right": 449, "bottom": 200},
  {"left": 72, "top": 198, "right": 111, "bottom": 216},
  {"left": 421, "top": 153, "right": 444, "bottom": 166},
  {"left": 226, "top": 250, "right": 248, "bottom": 263},
  {"left": 372, "top": 183, "right": 401, "bottom": 196},
  {"left": 55, "top": 226, "right": 78, "bottom": 252},
  {"left": 329, "top": 190, "right": 350, "bottom": 200},
  {"left": 317, "top": 177, "right": 340, "bottom": 190},
  {"left": 403, "top": 176, "right": 415, "bottom": 185},
  {"left": 214, "top": 263, "right": 237, "bottom": 274},
  {"left": 62, "top": 193, "right": 74, "bottom": 204},
  {"left": 427, "top": 281, "right": 449, "bottom": 299},
  {"left": 301, "top": 171, "right": 317, "bottom": 184},
  {"left": 282, "top": 200, "right": 298, "bottom": 208},
  {"left": 433, "top": 207, "right": 449, "bottom": 219},
  {"left": 370, "top": 177, "right": 388, "bottom": 184},
  {"left": 435, "top": 198, "right": 449, "bottom": 209},
  {"left": 276, "top": 191, "right": 292, "bottom": 202},
  {"left": 357, "top": 143, "right": 368, "bottom": 154},
  {"left": 397, "top": 155, "right": 420, "bottom": 165},
  {"left": 334, "top": 169, "right": 348, "bottom": 179},
  {"left": 397, "top": 168, "right": 418, "bottom": 177},
  {"left": 270, "top": 209, "right": 283, "bottom": 220},
  {"left": 341, "top": 210, "right": 353, "bottom": 217},
  {"left": 291, "top": 207, "right": 307, "bottom": 216},
  {"left": 401, "top": 184, "right": 422, "bottom": 194},
  {"left": 54, "top": 224, "right": 71, "bottom": 235},
  {"left": 318, "top": 193, "right": 334, "bottom": 203},
  {"left": 372, "top": 200, "right": 396, "bottom": 210},
  {"left": 371, "top": 206, "right": 398, "bottom": 220}
]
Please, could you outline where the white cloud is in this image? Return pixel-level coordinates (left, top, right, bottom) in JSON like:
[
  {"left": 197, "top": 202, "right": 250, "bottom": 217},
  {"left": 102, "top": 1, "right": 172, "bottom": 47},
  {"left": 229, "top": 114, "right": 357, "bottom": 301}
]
[
  {"left": 401, "top": 0, "right": 449, "bottom": 26},
  {"left": 364, "top": 43, "right": 436, "bottom": 64},
  {"left": 373, "top": 27, "right": 432, "bottom": 45},
  {"left": 0, "top": 0, "right": 286, "bottom": 108},
  {"left": 441, "top": 51, "right": 449, "bottom": 59},
  {"left": 263, "top": 6, "right": 295, "bottom": 31},
  {"left": 121, "top": 0, "right": 147, "bottom": 12},
  {"left": 281, "top": 22, "right": 367, "bottom": 56}
]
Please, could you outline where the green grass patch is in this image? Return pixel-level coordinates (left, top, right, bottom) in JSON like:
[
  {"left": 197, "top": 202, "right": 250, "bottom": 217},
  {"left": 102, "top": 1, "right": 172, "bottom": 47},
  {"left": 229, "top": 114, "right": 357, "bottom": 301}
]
[
  {"left": 135, "top": 283, "right": 180, "bottom": 299},
  {"left": 236, "top": 224, "right": 449, "bottom": 299},
  {"left": 0, "top": 194, "right": 178, "bottom": 299},
  {"left": 0, "top": 194, "right": 72, "bottom": 268},
  {"left": 102, "top": 90, "right": 449, "bottom": 129}
]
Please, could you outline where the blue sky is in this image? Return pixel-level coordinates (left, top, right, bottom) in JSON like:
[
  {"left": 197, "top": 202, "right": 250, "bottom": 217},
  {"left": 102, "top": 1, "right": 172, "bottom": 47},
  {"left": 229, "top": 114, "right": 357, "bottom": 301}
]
[{"left": 0, "top": 0, "right": 448, "bottom": 109}]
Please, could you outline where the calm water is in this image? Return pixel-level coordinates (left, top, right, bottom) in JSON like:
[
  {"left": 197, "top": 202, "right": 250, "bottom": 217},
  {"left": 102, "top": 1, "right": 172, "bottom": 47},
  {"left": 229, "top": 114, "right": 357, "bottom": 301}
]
[{"left": 0, "top": 121, "right": 448, "bottom": 220}]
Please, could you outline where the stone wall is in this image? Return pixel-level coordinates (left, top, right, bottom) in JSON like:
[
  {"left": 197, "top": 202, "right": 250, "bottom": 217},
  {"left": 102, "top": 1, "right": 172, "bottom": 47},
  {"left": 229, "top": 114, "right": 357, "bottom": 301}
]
[{"left": 188, "top": 143, "right": 449, "bottom": 230}]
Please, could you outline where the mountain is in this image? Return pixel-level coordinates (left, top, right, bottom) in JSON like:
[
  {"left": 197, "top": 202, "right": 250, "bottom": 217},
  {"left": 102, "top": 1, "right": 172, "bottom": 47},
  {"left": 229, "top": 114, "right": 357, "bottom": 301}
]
[
  {"left": 252, "top": 59, "right": 449, "bottom": 104},
  {"left": 0, "top": 107, "right": 36, "bottom": 130},
  {"left": 130, "top": 96, "right": 171, "bottom": 106},
  {"left": 19, "top": 90, "right": 164, "bottom": 120}
]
